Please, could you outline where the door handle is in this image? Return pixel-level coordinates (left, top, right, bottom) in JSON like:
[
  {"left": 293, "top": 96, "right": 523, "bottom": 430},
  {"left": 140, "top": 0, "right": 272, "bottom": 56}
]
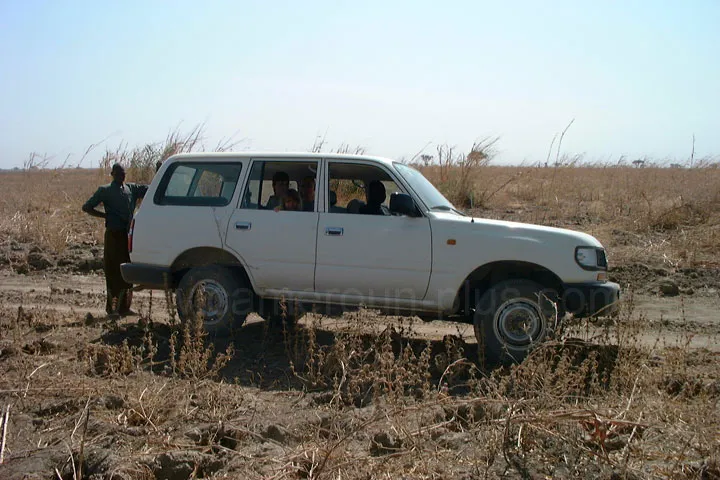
[
  {"left": 235, "top": 221, "right": 252, "bottom": 230},
  {"left": 325, "top": 227, "right": 343, "bottom": 236}
]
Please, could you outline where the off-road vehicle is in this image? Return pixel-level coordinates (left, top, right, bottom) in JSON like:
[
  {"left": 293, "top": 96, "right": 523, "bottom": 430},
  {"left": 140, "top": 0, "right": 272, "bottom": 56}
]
[{"left": 121, "top": 153, "right": 620, "bottom": 364}]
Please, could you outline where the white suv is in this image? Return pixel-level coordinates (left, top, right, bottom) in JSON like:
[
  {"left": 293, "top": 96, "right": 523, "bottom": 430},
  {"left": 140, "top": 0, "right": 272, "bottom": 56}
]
[{"left": 121, "top": 153, "right": 620, "bottom": 364}]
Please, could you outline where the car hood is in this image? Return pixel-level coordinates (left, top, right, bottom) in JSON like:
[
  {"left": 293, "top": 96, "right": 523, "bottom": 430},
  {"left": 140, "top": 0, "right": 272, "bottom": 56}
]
[{"left": 429, "top": 212, "right": 604, "bottom": 248}]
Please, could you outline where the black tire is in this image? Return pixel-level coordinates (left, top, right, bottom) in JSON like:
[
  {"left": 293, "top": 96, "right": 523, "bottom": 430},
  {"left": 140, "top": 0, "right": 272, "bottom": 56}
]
[
  {"left": 473, "top": 279, "right": 558, "bottom": 366},
  {"left": 176, "top": 265, "right": 252, "bottom": 335}
]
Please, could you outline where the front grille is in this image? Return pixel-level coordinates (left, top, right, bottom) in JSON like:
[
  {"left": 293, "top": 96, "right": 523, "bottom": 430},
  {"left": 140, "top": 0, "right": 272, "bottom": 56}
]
[{"left": 596, "top": 249, "right": 607, "bottom": 268}]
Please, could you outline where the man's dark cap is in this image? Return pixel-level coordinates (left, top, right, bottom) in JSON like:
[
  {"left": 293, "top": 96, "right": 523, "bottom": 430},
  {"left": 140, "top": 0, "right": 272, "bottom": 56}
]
[{"left": 111, "top": 163, "right": 125, "bottom": 174}]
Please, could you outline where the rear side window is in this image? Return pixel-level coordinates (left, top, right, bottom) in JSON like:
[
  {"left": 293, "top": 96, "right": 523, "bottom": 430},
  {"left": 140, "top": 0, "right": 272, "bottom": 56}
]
[
  {"left": 155, "top": 162, "right": 242, "bottom": 206},
  {"left": 240, "top": 160, "right": 318, "bottom": 211}
]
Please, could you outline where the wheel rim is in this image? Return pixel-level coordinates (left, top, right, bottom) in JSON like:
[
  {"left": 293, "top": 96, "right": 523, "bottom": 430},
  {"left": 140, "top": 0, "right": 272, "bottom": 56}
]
[
  {"left": 493, "top": 299, "right": 544, "bottom": 348},
  {"left": 189, "top": 280, "right": 229, "bottom": 324}
]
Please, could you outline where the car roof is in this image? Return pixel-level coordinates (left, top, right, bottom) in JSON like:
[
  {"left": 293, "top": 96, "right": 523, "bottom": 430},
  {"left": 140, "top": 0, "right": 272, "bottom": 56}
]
[{"left": 166, "top": 151, "right": 397, "bottom": 167}]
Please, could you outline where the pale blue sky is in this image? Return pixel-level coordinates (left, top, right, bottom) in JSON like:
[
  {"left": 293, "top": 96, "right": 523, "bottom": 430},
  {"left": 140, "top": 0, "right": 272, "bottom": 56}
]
[{"left": 1, "top": 0, "right": 718, "bottom": 168}]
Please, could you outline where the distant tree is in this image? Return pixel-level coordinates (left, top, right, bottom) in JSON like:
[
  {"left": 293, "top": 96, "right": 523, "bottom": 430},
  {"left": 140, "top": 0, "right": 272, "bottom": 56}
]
[{"left": 420, "top": 154, "right": 434, "bottom": 167}]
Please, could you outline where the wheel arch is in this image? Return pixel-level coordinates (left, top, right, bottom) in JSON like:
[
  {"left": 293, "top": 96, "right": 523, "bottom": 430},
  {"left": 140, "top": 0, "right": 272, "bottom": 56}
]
[
  {"left": 453, "top": 260, "right": 564, "bottom": 315},
  {"left": 170, "top": 247, "right": 254, "bottom": 291}
]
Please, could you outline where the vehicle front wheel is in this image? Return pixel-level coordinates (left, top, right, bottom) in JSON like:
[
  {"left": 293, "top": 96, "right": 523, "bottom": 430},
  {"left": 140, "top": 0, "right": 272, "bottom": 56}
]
[
  {"left": 473, "top": 279, "right": 558, "bottom": 366},
  {"left": 176, "top": 265, "right": 252, "bottom": 335}
]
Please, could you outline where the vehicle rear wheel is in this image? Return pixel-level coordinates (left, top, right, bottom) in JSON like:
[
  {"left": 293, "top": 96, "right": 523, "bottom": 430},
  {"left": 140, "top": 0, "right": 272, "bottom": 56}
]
[
  {"left": 176, "top": 265, "right": 252, "bottom": 335},
  {"left": 473, "top": 279, "right": 558, "bottom": 366}
]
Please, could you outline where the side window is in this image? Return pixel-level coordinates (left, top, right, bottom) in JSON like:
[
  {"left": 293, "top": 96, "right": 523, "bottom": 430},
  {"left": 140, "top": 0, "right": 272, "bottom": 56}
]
[
  {"left": 155, "top": 162, "right": 242, "bottom": 206},
  {"left": 165, "top": 165, "right": 194, "bottom": 196},
  {"left": 194, "top": 170, "right": 224, "bottom": 197},
  {"left": 240, "top": 160, "right": 318, "bottom": 212},
  {"left": 327, "top": 163, "right": 403, "bottom": 215}
]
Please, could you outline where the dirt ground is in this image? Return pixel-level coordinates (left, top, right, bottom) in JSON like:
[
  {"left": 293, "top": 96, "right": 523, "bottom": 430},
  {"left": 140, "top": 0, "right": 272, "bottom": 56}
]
[
  {"left": 1, "top": 253, "right": 719, "bottom": 479},
  {"left": 0, "top": 268, "right": 719, "bottom": 352},
  {"left": 1, "top": 162, "right": 719, "bottom": 478}
]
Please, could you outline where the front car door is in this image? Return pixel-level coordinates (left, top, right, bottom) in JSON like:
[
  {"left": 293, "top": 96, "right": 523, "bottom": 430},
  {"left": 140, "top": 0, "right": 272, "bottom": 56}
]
[
  {"left": 314, "top": 160, "right": 432, "bottom": 307},
  {"left": 224, "top": 159, "right": 319, "bottom": 295}
]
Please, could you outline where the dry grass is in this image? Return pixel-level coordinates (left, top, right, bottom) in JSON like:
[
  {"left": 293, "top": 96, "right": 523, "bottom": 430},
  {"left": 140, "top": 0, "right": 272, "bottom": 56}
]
[
  {"left": 418, "top": 163, "right": 720, "bottom": 267},
  {"left": 2, "top": 153, "right": 718, "bottom": 268},
  {"left": 1, "top": 139, "right": 719, "bottom": 478},
  {"left": 0, "top": 126, "right": 238, "bottom": 255},
  {"left": 0, "top": 295, "right": 718, "bottom": 479},
  {"left": 0, "top": 169, "right": 106, "bottom": 253}
]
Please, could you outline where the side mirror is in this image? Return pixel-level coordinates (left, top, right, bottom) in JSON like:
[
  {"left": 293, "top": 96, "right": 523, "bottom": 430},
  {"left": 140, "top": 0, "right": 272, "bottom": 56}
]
[{"left": 389, "top": 192, "right": 418, "bottom": 216}]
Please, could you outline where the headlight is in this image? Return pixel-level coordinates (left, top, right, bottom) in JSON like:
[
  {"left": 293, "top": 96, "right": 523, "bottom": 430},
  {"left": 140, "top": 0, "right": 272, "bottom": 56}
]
[
  {"left": 575, "top": 247, "right": 597, "bottom": 268},
  {"left": 575, "top": 246, "right": 607, "bottom": 271}
]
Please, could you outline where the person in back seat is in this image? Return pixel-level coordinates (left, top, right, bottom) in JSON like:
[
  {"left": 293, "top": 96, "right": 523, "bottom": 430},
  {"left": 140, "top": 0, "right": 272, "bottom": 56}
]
[
  {"left": 359, "top": 180, "right": 387, "bottom": 215},
  {"left": 299, "top": 176, "right": 315, "bottom": 211},
  {"left": 274, "top": 189, "right": 301, "bottom": 211},
  {"left": 328, "top": 190, "right": 343, "bottom": 213},
  {"left": 266, "top": 171, "right": 289, "bottom": 209}
]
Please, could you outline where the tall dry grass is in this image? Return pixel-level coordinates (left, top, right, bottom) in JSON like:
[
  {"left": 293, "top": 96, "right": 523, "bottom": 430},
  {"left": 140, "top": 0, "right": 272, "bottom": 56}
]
[
  {"left": 0, "top": 126, "right": 238, "bottom": 253},
  {"left": 419, "top": 163, "right": 720, "bottom": 267},
  {"left": 0, "top": 169, "right": 105, "bottom": 252},
  {"left": 98, "top": 125, "right": 213, "bottom": 184},
  {"left": 1, "top": 133, "right": 719, "bottom": 267}
]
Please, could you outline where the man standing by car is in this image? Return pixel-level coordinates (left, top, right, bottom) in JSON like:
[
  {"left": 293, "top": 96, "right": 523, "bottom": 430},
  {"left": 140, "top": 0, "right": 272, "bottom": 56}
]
[{"left": 82, "top": 164, "right": 148, "bottom": 316}]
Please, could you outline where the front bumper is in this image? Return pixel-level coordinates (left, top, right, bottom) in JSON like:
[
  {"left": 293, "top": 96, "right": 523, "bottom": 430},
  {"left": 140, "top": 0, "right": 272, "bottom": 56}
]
[
  {"left": 562, "top": 281, "right": 621, "bottom": 318},
  {"left": 120, "top": 263, "right": 173, "bottom": 289}
]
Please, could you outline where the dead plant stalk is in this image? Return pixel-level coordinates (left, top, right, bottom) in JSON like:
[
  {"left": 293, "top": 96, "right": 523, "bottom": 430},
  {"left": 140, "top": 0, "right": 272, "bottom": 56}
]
[{"left": 0, "top": 404, "right": 9, "bottom": 465}]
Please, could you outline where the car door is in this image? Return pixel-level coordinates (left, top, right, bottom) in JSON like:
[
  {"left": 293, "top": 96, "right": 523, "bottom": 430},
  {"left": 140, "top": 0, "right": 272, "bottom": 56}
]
[
  {"left": 224, "top": 159, "right": 319, "bottom": 294},
  {"left": 314, "top": 160, "right": 432, "bottom": 302}
]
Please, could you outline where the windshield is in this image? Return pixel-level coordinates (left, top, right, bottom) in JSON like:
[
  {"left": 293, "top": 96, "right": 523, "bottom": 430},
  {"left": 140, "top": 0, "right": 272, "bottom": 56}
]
[{"left": 394, "top": 162, "right": 455, "bottom": 211}]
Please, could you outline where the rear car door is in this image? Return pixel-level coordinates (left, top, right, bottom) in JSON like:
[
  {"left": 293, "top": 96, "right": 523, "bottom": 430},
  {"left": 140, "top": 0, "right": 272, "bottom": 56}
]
[{"left": 224, "top": 159, "right": 319, "bottom": 294}]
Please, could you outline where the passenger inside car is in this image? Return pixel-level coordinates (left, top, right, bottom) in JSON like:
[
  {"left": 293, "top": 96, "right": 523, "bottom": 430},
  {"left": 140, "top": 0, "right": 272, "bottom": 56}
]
[
  {"left": 359, "top": 180, "right": 387, "bottom": 215},
  {"left": 275, "top": 188, "right": 301, "bottom": 211},
  {"left": 328, "top": 191, "right": 346, "bottom": 213},
  {"left": 265, "top": 171, "right": 290, "bottom": 210},
  {"left": 299, "top": 176, "right": 315, "bottom": 211}
]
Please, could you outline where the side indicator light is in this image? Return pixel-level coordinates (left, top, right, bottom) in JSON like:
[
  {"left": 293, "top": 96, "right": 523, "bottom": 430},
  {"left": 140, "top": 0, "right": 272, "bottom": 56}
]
[{"left": 447, "top": 239, "right": 456, "bottom": 245}]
